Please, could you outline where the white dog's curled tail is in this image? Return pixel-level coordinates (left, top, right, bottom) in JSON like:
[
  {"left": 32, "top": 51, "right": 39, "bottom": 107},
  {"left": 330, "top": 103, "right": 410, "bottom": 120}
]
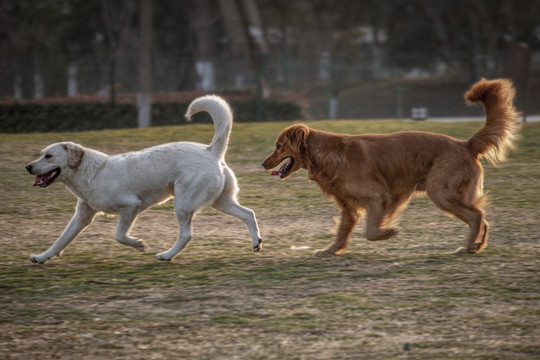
[{"left": 185, "top": 95, "right": 233, "bottom": 159}]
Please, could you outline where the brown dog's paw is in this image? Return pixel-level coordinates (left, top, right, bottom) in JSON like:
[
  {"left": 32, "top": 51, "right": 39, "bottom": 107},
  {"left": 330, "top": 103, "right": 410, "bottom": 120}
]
[
  {"left": 455, "top": 243, "right": 487, "bottom": 254},
  {"left": 380, "top": 228, "right": 398, "bottom": 240},
  {"left": 473, "top": 242, "right": 487, "bottom": 253},
  {"left": 471, "top": 238, "right": 488, "bottom": 254},
  {"left": 454, "top": 246, "right": 477, "bottom": 254},
  {"left": 367, "top": 228, "right": 398, "bottom": 241},
  {"left": 454, "top": 247, "right": 467, "bottom": 254},
  {"left": 468, "top": 243, "right": 487, "bottom": 254},
  {"left": 313, "top": 248, "right": 335, "bottom": 257}
]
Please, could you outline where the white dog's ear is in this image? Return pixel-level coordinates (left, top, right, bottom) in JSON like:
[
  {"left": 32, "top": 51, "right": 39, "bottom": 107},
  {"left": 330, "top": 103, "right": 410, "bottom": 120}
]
[{"left": 63, "top": 142, "right": 85, "bottom": 169}]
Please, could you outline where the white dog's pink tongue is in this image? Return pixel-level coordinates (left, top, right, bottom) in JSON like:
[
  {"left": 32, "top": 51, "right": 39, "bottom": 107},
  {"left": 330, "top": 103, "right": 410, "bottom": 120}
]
[
  {"left": 32, "top": 169, "right": 59, "bottom": 187},
  {"left": 33, "top": 175, "right": 46, "bottom": 186}
]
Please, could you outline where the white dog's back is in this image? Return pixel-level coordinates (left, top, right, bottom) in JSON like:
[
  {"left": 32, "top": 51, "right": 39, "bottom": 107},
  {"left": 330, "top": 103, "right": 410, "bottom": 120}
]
[{"left": 79, "top": 142, "right": 225, "bottom": 213}]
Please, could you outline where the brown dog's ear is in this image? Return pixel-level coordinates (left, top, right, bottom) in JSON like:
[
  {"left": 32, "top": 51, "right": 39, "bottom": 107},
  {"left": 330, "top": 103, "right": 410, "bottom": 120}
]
[
  {"left": 288, "top": 125, "right": 309, "bottom": 153},
  {"left": 63, "top": 142, "right": 85, "bottom": 169}
]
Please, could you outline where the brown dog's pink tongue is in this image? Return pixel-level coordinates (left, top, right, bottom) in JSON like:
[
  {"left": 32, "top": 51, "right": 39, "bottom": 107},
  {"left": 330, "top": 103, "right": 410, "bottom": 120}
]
[{"left": 271, "top": 161, "right": 289, "bottom": 176}]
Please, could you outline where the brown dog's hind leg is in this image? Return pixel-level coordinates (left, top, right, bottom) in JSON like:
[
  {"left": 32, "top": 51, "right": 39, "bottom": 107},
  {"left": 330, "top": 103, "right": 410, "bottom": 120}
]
[
  {"left": 314, "top": 204, "right": 362, "bottom": 256},
  {"left": 455, "top": 215, "right": 489, "bottom": 254},
  {"left": 428, "top": 184, "right": 489, "bottom": 254}
]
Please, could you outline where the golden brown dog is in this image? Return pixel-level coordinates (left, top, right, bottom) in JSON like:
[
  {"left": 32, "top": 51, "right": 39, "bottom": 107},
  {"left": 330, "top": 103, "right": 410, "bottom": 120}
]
[{"left": 262, "top": 79, "right": 519, "bottom": 255}]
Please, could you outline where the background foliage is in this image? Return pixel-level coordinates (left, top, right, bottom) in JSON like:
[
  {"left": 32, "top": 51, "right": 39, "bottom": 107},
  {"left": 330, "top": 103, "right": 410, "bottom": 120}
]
[
  {"left": 0, "top": 0, "right": 538, "bottom": 124},
  {"left": 0, "top": 98, "right": 302, "bottom": 133}
]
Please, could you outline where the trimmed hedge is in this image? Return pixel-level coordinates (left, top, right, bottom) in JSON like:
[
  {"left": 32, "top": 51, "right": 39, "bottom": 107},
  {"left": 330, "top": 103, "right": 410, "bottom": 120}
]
[{"left": 0, "top": 98, "right": 302, "bottom": 133}]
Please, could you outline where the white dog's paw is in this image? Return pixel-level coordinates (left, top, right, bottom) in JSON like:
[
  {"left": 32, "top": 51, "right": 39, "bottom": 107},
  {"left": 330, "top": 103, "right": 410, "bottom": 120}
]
[
  {"left": 253, "top": 238, "right": 262, "bottom": 252},
  {"left": 156, "top": 251, "right": 173, "bottom": 262},
  {"left": 29, "top": 253, "right": 50, "bottom": 264},
  {"left": 117, "top": 237, "right": 148, "bottom": 252},
  {"left": 134, "top": 240, "right": 148, "bottom": 252}
]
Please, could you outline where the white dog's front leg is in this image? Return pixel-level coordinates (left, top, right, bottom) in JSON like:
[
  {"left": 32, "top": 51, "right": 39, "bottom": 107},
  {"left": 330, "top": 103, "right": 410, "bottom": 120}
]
[{"left": 30, "top": 200, "right": 97, "bottom": 264}]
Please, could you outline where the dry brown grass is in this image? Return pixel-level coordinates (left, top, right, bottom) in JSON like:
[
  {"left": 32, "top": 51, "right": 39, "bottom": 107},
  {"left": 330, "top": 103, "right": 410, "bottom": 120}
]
[{"left": 1, "top": 120, "right": 539, "bottom": 359}]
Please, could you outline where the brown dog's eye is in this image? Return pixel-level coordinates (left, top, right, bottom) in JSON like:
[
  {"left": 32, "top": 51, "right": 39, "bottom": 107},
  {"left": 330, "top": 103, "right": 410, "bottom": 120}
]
[{"left": 276, "top": 144, "right": 282, "bottom": 151}]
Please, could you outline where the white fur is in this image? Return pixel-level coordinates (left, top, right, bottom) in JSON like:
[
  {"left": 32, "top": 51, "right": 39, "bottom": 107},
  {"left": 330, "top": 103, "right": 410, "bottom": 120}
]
[{"left": 26, "top": 95, "right": 262, "bottom": 263}]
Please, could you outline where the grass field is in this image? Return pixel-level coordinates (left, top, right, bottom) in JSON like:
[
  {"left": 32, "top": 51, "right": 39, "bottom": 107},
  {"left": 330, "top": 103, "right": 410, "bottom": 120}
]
[{"left": 1, "top": 119, "right": 539, "bottom": 359}]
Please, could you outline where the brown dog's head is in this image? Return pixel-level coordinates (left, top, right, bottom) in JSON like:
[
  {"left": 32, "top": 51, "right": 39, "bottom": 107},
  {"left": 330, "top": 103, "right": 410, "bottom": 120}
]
[{"left": 262, "top": 124, "right": 309, "bottom": 179}]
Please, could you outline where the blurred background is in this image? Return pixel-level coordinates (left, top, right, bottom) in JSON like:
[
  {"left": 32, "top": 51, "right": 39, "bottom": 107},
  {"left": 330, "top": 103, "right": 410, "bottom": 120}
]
[{"left": 1, "top": 0, "right": 539, "bottom": 131}]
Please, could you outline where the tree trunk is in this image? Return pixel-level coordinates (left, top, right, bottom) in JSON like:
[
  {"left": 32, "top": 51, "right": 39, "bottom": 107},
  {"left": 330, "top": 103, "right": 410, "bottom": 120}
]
[
  {"left": 67, "top": 63, "right": 78, "bottom": 97},
  {"left": 191, "top": 0, "right": 216, "bottom": 91},
  {"left": 137, "top": 0, "right": 152, "bottom": 128},
  {"left": 219, "top": 0, "right": 251, "bottom": 86}
]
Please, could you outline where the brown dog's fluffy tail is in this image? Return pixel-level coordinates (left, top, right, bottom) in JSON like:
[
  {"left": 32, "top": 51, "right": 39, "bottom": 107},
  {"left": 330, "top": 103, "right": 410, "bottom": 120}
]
[{"left": 465, "top": 78, "right": 520, "bottom": 165}]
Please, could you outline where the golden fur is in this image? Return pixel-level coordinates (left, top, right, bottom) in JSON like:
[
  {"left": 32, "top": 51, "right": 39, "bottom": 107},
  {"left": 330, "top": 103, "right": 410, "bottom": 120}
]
[{"left": 262, "top": 78, "right": 519, "bottom": 255}]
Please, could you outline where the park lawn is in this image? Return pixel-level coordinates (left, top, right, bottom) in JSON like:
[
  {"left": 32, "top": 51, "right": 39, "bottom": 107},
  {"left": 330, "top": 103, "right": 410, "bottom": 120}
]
[{"left": 0, "top": 119, "right": 539, "bottom": 359}]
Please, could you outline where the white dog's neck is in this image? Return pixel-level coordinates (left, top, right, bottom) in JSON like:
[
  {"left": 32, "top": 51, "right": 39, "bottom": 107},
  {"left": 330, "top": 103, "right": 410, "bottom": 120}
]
[{"left": 62, "top": 148, "right": 107, "bottom": 199}]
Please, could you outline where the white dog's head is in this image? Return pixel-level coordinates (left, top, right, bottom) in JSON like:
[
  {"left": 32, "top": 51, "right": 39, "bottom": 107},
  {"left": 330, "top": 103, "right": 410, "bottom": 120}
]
[{"left": 26, "top": 142, "right": 85, "bottom": 187}]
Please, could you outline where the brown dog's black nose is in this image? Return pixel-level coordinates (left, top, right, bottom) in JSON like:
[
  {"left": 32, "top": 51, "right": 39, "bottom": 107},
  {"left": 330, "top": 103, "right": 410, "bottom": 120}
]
[
  {"left": 26, "top": 164, "right": 33, "bottom": 173},
  {"left": 261, "top": 161, "right": 266, "bottom": 168}
]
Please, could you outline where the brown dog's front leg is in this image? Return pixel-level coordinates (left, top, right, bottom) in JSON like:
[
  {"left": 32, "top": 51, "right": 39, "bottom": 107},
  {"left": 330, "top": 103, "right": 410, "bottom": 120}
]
[
  {"left": 314, "top": 206, "right": 361, "bottom": 256},
  {"left": 365, "top": 201, "right": 398, "bottom": 241}
]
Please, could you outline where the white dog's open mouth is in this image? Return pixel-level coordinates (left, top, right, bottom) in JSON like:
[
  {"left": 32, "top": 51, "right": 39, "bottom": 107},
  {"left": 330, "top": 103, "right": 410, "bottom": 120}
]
[
  {"left": 271, "top": 157, "right": 294, "bottom": 179},
  {"left": 33, "top": 168, "right": 60, "bottom": 187}
]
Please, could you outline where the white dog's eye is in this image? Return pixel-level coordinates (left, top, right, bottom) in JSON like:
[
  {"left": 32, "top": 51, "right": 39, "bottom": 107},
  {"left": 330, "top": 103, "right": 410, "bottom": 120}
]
[{"left": 45, "top": 154, "right": 53, "bottom": 159}]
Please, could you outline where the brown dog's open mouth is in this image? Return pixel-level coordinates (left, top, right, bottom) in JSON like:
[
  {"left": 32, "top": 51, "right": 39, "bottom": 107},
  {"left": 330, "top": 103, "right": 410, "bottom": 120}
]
[
  {"left": 271, "top": 157, "right": 294, "bottom": 179},
  {"left": 33, "top": 168, "right": 60, "bottom": 187}
]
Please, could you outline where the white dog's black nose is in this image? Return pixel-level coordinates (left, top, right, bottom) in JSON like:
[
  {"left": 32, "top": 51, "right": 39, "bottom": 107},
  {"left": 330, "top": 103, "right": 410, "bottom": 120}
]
[{"left": 26, "top": 164, "right": 33, "bottom": 174}]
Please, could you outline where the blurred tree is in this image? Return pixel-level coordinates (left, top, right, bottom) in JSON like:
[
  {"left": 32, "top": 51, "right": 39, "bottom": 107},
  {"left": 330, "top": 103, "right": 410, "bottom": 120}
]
[
  {"left": 101, "top": 0, "right": 135, "bottom": 103},
  {"left": 1, "top": 0, "right": 539, "bottom": 101},
  {"left": 152, "top": 0, "right": 193, "bottom": 92},
  {"left": 218, "top": 0, "right": 266, "bottom": 87},
  {"left": 190, "top": 0, "right": 218, "bottom": 91},
  {"left": 0, "top": 0, "right": 57, "bottom": 99},
  {"left": 384, "top": 0, "right": 540, "bottom": 80},
  {"left": 56, "top": 1, "right": 102, "bottom": 97}
]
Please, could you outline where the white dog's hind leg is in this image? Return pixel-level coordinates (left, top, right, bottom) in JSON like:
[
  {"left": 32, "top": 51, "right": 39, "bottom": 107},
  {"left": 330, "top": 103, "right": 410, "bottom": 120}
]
[
  {"left": 212, "top": 193, "right": 263, "bottom": 252},
  {"left": 115, "top": 206, "right": 148, "bottom": 252},
  {"left": 30, "top": 200, "right": 97, "bottom": 264},
  {"left": 156, "top": 209, "right": 194, "bottom": 261}
]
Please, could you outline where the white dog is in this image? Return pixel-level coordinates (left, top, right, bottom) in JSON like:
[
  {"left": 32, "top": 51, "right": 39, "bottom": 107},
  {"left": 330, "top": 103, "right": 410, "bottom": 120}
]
[{"left": 26, "top": 95, "right": 262, "bottom": 263}]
